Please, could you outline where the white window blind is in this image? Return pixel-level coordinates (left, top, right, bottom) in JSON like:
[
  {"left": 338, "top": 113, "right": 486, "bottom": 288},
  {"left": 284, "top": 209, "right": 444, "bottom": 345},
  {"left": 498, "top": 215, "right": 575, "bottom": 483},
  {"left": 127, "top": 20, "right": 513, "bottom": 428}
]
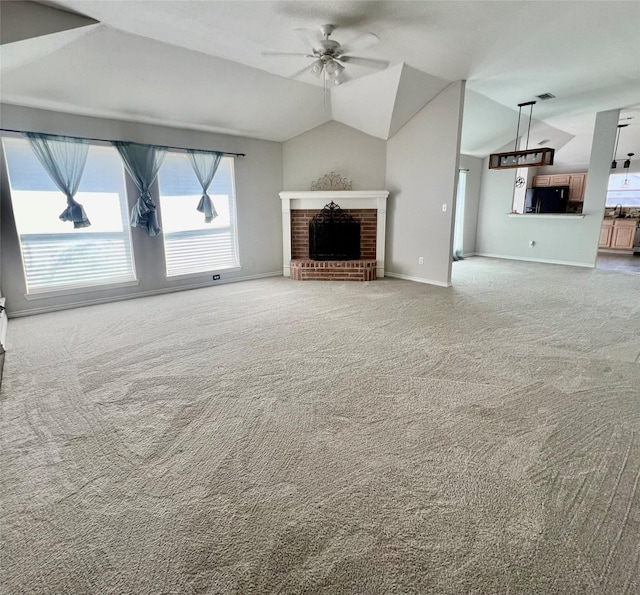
[
  {"left": 3, "top": 137, "right": 137, "bottom": 294},
  {"left": 158, "top": 153, "right": 239, "bottom": 277}
]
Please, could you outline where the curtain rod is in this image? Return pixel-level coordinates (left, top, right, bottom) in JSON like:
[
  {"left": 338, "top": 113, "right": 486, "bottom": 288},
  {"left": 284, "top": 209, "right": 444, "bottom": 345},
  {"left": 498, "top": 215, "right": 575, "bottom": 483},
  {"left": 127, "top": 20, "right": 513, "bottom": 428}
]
[{"left": 0, "top": 128, "right": 246, "bottom": 158}]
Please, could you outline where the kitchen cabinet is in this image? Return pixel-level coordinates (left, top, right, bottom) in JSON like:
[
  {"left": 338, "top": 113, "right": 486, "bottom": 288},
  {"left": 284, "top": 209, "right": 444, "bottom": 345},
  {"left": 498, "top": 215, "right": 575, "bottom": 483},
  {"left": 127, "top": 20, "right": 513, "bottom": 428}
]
[
  {"left": 533, "top": 173, "right": 587, "bottom": 202},
  {"left": 611, "top": 220, "right": 637, "bottom": 250},
  {"left": 550, "top": 174, "right": 571, "bottom": 186},
  {"left": 599, "top": 220, "right": 614, "bottom": 248},
  {"left": 599, "top": 219, "right": 637, "bottom": 250},
  {"left": 532, "top": 175, "right": 551, "bottom": 187},
  {"left": 568, "top": 174, "right": 586, "bottom": 202}
]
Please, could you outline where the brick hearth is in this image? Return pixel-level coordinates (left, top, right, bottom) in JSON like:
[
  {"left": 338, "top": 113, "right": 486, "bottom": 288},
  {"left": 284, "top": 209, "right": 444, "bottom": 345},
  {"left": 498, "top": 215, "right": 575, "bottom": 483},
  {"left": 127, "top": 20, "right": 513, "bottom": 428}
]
[{"left": 290, "top": 259, "right": 377, "bottom": 281}]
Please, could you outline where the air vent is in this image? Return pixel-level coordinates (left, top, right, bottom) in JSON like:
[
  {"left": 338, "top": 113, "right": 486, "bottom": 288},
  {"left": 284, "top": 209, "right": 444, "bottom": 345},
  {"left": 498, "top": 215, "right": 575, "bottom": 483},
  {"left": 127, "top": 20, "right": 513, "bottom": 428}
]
[
  {"left": 538, "top": 139, "right": 551, "bottom": 145},
  {"left": 536, "top": 93, "right": 556, "bottom": 101}
]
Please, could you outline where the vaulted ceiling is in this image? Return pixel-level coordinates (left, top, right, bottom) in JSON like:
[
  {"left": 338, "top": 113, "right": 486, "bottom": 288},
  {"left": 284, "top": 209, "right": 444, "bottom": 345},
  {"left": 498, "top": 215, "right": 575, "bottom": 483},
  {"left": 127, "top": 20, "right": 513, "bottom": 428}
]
[{"left": 2, "top": 1, "right": 639, "bottom": 165}]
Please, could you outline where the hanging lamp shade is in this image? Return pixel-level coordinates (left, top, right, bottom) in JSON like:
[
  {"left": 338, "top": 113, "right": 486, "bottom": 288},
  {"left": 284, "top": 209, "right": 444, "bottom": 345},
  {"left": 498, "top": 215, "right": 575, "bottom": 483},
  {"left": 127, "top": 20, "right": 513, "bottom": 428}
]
[
  {"left": 325, "top": 60, "right": 343, "bottom": 77},
  {"left": 311, "top": 59, "right": 323, "bottom": 77}
]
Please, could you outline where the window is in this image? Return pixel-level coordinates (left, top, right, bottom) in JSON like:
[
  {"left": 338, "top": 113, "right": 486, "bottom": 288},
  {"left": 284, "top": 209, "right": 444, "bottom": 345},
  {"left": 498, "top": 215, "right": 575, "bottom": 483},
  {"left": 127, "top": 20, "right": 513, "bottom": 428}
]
[
  {"left": 606, "top": 173, "right": 640, "bottom": 207},
  {"left": 157, "top": 153, "right": 239, "bottom": 277},
  {"left": 3, "top": 137, "right": 136, "bottom": 294}
]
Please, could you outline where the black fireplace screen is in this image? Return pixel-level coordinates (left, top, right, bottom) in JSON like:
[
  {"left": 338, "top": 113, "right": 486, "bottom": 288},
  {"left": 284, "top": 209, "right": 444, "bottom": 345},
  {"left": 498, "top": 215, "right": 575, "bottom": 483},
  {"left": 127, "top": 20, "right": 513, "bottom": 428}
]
[{"left": 309, "top": 201, "right": 360, "bottom": 261}]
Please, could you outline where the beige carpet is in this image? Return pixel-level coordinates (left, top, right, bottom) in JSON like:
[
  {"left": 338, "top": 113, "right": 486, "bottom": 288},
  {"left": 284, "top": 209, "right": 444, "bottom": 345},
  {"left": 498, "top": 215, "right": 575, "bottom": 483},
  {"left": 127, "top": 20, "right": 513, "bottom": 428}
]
[{"left": 1, "top": 257, "right": 639, "bottom": 594}]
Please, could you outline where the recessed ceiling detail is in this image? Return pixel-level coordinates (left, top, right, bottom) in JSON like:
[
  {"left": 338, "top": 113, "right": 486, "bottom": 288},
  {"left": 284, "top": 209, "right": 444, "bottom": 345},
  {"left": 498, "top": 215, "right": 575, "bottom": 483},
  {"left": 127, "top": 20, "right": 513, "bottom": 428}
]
[{"left": 332, "top": 63, "right": 449, "bottom": 140}]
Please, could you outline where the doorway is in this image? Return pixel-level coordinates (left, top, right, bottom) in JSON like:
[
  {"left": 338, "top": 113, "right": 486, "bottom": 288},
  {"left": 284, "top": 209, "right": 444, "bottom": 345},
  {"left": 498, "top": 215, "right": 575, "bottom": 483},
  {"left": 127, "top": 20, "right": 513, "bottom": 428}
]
[{"left": 453, "top": 169, "right": 468, "bottom": 260}]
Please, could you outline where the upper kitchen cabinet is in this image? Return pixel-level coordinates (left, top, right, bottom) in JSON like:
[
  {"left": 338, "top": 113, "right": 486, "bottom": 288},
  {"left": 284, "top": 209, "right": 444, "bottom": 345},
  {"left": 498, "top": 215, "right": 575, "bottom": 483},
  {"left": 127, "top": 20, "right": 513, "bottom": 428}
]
[
  {"left": 533, "top": 172, "right": 587, "bottom": 202},
  {"left": 532, "top": 175, "right": 551, "bottom": 187},
  {"left": 568, "top": 174, "right": 586, "bottom": 202}
]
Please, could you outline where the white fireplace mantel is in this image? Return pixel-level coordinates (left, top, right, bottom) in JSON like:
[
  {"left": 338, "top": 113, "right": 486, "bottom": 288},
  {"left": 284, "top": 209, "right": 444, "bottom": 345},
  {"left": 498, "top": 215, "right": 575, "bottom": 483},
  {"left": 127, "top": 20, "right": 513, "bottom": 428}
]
[{"left": 279, "top": 190, "right": 389, "bottom": 278}]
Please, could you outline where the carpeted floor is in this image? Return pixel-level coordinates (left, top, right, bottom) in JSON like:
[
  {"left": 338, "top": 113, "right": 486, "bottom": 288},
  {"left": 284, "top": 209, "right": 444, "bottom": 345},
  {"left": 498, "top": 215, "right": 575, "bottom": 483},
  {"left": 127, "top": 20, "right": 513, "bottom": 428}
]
[{"left": 1, "top": 257, "right": 639, "bottom": 594}]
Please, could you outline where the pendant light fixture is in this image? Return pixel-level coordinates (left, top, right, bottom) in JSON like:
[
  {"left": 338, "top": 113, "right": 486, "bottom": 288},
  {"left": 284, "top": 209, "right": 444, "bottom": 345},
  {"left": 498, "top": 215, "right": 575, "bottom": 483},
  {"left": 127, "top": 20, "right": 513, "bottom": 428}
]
[
  {"left": 622, "top": 153, "right": 634, "bottom": 188},
  {"left": 611, "top": 124, "right": 628, "bottom": 169},
  {"left": 489, "top": 101, "right": 555, "bottom": 169}
]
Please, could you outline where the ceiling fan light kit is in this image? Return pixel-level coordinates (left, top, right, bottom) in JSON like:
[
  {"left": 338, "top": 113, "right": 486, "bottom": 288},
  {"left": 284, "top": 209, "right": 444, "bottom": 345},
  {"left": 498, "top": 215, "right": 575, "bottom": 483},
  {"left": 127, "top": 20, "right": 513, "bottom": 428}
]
[{"left": 489, "top": 101, "right": 556, "bottom": 170}]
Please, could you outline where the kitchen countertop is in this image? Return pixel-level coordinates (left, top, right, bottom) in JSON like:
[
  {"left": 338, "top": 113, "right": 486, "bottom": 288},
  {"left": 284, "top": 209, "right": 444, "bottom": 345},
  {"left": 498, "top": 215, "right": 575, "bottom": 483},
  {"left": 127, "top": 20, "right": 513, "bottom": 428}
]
[{"left": 602, "top": 216, "right": 639, "bottom": 223}]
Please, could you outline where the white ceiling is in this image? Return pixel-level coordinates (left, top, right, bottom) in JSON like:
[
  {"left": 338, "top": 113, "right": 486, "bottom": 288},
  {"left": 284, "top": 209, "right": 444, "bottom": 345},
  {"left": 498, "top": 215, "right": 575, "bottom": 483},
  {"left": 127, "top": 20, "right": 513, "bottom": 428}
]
[{"left": 1, "top": 1, "right": 639, "bottom": 164}]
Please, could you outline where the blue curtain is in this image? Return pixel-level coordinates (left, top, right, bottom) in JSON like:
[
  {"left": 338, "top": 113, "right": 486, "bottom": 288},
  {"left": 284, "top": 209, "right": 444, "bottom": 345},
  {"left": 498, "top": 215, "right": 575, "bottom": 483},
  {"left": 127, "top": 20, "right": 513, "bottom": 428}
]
[
  {"left": 187, "top": 150, "right": 222, "bottom": 222},
  {"left": 113, "top": 141, "right": 167, "bottom": 236},
  {"left": 24, "top": 132, "right": 91, "bottom": 228}
]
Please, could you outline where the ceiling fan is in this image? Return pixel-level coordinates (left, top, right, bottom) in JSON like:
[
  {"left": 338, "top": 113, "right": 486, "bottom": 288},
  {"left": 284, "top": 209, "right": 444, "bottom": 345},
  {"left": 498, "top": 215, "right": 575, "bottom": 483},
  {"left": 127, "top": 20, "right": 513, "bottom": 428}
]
[{"left": 262, "top": 24, "right": 390, "bottom": 86}]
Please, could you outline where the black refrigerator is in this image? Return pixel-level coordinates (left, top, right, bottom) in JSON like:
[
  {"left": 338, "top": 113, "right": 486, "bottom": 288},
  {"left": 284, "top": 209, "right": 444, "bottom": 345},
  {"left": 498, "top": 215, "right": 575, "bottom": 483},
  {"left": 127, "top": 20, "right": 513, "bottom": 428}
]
[{"left": 525, "top": 186, "right": 569, "bottom": 213}]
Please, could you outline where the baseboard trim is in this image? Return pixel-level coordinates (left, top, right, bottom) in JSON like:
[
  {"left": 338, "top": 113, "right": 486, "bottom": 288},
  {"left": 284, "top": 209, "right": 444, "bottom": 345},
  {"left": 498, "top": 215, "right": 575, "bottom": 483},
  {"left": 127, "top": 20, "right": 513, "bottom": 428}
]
[
  {"left": 598, "top": 249, "right": 634, "bottom": 255},
  {"left": 475, "top": 253, "right": 594, "bottom": 268},
  {"left": 385, "top": 272, "right": 451, "bottom": 287},
  {"left": 8, "top": 272, "right": 283, "bottom": 318}
]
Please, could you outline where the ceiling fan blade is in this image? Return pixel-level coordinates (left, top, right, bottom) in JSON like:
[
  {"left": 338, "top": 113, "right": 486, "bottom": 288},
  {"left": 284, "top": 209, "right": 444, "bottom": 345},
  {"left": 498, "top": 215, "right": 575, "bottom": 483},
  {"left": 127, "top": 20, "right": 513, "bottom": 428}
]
[
  {"left": 294, "top": 27, "right": 322, "bottom": 49},
  {"left": 262, "top": 51, "right": 313, "bottom": 58},
  {"left": 340, "top": 32, "right": 379, "bottom": 54},
  {"left": 289, "top": 62, "right": 315, "bottom": 80},
  {"left": 339, "top": 56, "right": 390, "bottom": 69}
]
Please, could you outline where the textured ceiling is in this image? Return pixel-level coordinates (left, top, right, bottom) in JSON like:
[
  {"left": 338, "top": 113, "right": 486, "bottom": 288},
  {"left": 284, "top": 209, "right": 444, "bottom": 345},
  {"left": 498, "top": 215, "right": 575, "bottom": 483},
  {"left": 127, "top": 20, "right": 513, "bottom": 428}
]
[{"left": 1, "top": 1, "right": 639, "bottom": 164}]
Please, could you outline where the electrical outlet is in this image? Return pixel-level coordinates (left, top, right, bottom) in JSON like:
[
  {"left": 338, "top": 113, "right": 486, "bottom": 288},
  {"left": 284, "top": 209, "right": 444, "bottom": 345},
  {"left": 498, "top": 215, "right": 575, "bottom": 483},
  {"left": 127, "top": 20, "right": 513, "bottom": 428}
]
[
  {"left": 212, "top": 274, "right": 221, "bottom": 280},
  {"left": 418, "top": 257, "right": 424, "bottom": 265},
  {"left": 442, "top": 204, "right": 447, "bottom": 212}
]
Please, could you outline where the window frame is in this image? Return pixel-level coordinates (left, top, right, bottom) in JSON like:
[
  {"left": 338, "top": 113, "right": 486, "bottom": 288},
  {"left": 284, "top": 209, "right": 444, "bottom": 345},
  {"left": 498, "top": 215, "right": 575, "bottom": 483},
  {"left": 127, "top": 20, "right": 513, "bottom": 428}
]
[
  {"left": 2, "top": 135, "right": 139, "bottom": 298},
  {"left": 157, "top": 152, "right": 241, "bottom": 279}
]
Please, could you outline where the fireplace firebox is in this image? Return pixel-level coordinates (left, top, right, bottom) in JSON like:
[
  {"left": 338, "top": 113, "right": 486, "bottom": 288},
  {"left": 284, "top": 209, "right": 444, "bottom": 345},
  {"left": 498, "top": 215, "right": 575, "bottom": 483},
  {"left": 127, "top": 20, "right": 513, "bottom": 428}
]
[{"left": 309, "top": 201, "right": 360, "bottom": 261}]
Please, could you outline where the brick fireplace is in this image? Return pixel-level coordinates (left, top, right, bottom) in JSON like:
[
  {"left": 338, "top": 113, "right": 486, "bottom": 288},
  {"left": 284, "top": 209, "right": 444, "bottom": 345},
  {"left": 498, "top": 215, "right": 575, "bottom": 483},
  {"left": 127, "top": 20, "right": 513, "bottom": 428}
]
[{"left": 279, "top": 191, "right": 389, "bottom": 280}]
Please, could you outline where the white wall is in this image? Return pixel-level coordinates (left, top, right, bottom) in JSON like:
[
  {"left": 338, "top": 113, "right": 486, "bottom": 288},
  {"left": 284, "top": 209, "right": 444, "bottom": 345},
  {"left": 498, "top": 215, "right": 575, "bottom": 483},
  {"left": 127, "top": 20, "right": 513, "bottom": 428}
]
[
  {"left": 458, "top": 154, "right": 482, "bottom": 256},
  {"left": 385, "top": 81, "right": 465, "bottom": 286},
  {"left": 475, "top": 109, "right": 619, "bottom": 267},
  {"left": 475, "top": 164, "right": 592, "bottom": 266},
  {"left": 282, "top": 121, "right": 386, "bottom": 190},
  {"left": 0, "top": 104, "right": 283, "bottom": 316},
  {"left": 536, "top": 164, "right": 589, "bottom": 175}
]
